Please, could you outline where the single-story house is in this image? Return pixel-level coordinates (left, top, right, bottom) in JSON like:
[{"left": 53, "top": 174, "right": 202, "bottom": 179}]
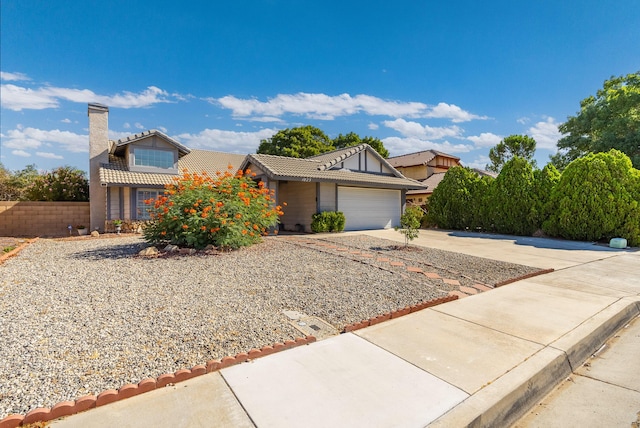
[
  {"left": 241, "top": 146, "right": 427, "bottom": 231},
  {"left": 88, "top": 103, "right": 426, "bottom": 232}
]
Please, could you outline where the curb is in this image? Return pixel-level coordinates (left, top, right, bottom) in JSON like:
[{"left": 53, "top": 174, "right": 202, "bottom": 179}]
[
  {"left": 494, "top": 268, "right": 555, "bottom": 287},
  {"left": 428, "top": 298, "right": 640, "bottom": 427},
  {"left": 0, "top": 336, "right": 316, "bottom": 428}
]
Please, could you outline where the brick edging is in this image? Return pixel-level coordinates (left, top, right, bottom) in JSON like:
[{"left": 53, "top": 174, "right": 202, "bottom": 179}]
[
  {"left": 0, "top": 336, "right": 316, "bottom": 428},
  {"left": 342, "top": 295, "right": 459, "bottom": 333},
  {"left": 494, "top": 268, "right": 555, "bottom": 287},
  {"left": 0, "top": 238, "right": 38, "bottom": 266}
]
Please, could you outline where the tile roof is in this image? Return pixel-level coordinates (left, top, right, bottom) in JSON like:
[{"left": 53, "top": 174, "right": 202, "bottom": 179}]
[
  {"left": 99, "top": 150, "right": 247, "bottom": 187},
  {"left": 405, "top": 172, "right": 448, "bottom": 195},
  {"left": 387, "top": 149, "right": 460, "bottom": 168},
  {"left": 243, "top": 152, "right": 426, "bottom": 190}
]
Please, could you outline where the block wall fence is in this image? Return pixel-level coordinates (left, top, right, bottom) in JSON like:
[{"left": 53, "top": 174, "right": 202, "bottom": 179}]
[{"left": 0, "top": 202, "right": 90, "bottom": 237}]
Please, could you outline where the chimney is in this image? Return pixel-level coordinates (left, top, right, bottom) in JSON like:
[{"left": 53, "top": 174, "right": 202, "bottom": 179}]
[{"left": 88, "top": 103, "right": 109, "bottom": 231}]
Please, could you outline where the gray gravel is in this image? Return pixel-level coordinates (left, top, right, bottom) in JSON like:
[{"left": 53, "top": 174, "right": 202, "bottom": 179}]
[{"left": 0, "top": 234, "right": 539, "bottom": 418}]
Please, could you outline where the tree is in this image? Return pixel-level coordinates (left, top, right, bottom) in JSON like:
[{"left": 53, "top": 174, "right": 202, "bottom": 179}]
[
  {"left": 552, "top": 72, "right": 640, "bottom": 170},
  {"left": 426, "top": 166, "right": 490, "bottom": 230},
  {"left": 485, "top": 157, "right": 538, "bottom": 235},
  {"left": 257, "top": 126, "right": 333, "bottom": 158},
  {"left": 0, "top": 164, "right": 40, "bottom": 201},
  {"left": 486, "top": 135, "right": 537, "bottom": 173},
  {"left": 543, "top": 150, "right": 640, "bottom": 246},
  {"left": 395, "top": 206, "right": 422, "bottom": 246},
  {"left": 24, "top": 166, "right": 89, "bottom": 201},
  {"left": 333, "top": 132, "right": 390, "bottom": 158}
]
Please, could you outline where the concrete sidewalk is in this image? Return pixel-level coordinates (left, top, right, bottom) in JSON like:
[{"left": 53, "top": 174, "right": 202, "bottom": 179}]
[{"left": 48, "top": 230, "right": 639, "bottom": 428}]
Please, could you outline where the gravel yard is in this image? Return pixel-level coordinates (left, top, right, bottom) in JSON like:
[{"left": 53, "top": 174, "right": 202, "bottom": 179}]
[{"left": 0, "top": 234, "right": 541, "bottom": 418}]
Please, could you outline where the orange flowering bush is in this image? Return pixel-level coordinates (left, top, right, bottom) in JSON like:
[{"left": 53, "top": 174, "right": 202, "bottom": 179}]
[{"left": 142, "top": 168, "right": 283, "bottom": 249}]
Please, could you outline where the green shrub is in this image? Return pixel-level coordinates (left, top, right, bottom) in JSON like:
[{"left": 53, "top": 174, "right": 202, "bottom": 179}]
[
  {"left": 24, "top": 166, "right": 89, "bottom": 201},
  {"left": 395, "top": 206, "right": 422, "bottom": 246},
  {"left": 427, "top": 167, "right": 491, "bottom": 230},
  {"left": 311, "top": 211, "right": 346, "bottom": 233},
  {"left": 485, "top": 157, "right": 538, "bottom": 235},
  {"left": 143, "top": 169, "right": 282, "bottom": 249},
  {"left": 543, "top": 150, "right": 640, "bottom": 245}
]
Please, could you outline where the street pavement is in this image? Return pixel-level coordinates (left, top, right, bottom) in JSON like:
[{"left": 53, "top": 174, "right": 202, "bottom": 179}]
[{"left": 44, "top": 229, "right": 639, "bottom": 428}]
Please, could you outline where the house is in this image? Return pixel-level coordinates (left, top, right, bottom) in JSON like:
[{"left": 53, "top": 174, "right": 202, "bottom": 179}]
[
  {"left": 241, "top": 146, "right": 426, "bottom": 231},
  {"left": 387, "top": 149, "right": 462, "bottom": 205},
  {"left": 88, "top": 104, "right": 425, "bottom": 232}
]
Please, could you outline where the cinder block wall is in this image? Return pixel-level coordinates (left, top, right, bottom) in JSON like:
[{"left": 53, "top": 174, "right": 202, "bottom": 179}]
[{"left": 0, "top": 202, "right": 90, "bottom": 237}]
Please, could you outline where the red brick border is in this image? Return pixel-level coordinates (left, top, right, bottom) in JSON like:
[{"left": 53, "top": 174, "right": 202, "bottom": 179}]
[
  {"left": 494, "top": 268, "right": 554, "bottom": 287},
  {"left": 0, "top": 238, "right": 38, "bottom": 266},
  {"left": 342, "top": 294, "right": 458, "bottom": 333},
  {"left": 0, "top": 335, "right": 316, "bottom": 427}
]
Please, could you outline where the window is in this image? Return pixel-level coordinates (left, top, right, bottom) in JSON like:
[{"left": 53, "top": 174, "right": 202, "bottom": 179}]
[
  {"left": 136, "top": 189, "right": 161, "bottom": 220},
  {"left": 133, "top": 148, "right": 175, "bottom": 169}
]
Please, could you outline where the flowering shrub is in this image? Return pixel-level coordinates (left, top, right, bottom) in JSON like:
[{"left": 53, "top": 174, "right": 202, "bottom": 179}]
[
  {"left": 143, "top": 167, "right": 284, "bottom": 250},
  {"left": 24, "top": 166, "right": 89, "bottom": 201}
]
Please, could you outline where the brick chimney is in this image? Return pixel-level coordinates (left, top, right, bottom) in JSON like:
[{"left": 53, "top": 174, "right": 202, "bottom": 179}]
[{"left": 88, "top": 103, "right": 109, "bottom": 231}]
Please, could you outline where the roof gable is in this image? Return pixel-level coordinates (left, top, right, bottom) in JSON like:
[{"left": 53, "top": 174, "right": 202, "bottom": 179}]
[
  {"left": 111, "top": 130, "right": 191, "bottom": 157},
  {"left": 387, "top": 149, "right": 460, "bottom": 168},
  {"left": 241, "top": 145, "right": 426, "bottom": 190}
]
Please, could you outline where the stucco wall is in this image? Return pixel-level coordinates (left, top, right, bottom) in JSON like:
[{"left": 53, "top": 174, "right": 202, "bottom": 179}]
[
  {"left": 278, "top": 181, "right": 316, "bottom": 232},
  {"left": 0, "top": 202, "right": 90, "bottom": 237}
]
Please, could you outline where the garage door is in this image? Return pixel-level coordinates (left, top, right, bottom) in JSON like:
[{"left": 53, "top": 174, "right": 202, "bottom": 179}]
[{"left": 337, "top": 187, "right": 401, "bottom": 231}]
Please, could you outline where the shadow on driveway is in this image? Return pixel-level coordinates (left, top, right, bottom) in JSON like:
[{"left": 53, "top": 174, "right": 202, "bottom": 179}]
[{"left": 447, "top": 231, "right": 636, "bottom": 252}]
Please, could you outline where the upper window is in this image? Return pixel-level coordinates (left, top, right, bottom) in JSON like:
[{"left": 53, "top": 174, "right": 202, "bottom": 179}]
[{"left": 133, "top": 148, "right": 175, "bottom": 169}]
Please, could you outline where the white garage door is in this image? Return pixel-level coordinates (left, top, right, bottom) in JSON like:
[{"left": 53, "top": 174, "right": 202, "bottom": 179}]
[{"left": 337, "top": 187, "right": 401, "bottom": 231}]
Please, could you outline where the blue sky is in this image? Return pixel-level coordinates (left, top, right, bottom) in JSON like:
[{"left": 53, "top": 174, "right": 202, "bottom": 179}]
[{"left": 1, "top": 1, "right": 639, "bottom": 173}]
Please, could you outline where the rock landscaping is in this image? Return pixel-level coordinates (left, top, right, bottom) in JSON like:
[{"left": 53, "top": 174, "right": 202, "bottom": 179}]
[{"left": 0, "top": 234, "right": 542, "bottom": 419}]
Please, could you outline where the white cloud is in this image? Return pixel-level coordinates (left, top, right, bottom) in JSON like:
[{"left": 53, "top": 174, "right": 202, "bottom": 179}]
[
  {"left": 383, "top": 118, "right": 463, "bottom": 140},
  {"left": 3, "top": 127, "right": 88, "bottom": 153},
  {"left": 12, "top": 149, "right": 31, "bottom": 157},
  {"left": 1, "top": 72, "right": 31, "bottom": 81},
  {"left": 61, "top": 118, "right": 72, "bottom": 123},
  {"left": 463, "top": 155, "right": 491, "bottom": 170},
  {"left": 424, "top": 103, "right": 488, "bottom": 123},
  {"left": 382, "top": 136, "right": 474, "bottom": 157},
  {"left": 134, "top": 122, "right": 144, "bottom": 129},
  {"left": 517, "top": 117, "right": 530, "bottom": 125},
  {"left": 467, "top": 132, "right": 502, "bottom": 148},
  {"left": 368, "top": 123, "right": 379, "bottom": 130},
  {"left": 1, "top": 84, "right": 173, "bottom": 111},
  {"left": 175, "top": 128, "right": 279, "bottom": 153},
  {"left": 158, "top": 126, "right": 168, "bottom": 133},
  {"left": 528, "top": 117, "right": 561, "bottom": 150},
  {"left": 215, "top": 93, "right": 429, "bottom": 120},
  {"left": 36, "top": 152, "right": 64, "bottom": 159},
  {"left": 1, "top": 84, "right": 59, "bottom": 110},
  {"left": 123, "top": 122, "right": 131, "bottom": 129}
]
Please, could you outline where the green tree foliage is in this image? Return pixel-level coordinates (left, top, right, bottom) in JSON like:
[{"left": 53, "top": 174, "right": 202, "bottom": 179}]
[
  {"left": 24, "top": 166, "right": 89, "bottom": 201},
  {"left": 0, "top": 164, "right": 39, "bottom": 200},
  {"left": 543, "top": 150, "right": 640, "bottom": 246},
  {"left": 552, "top": 72, "right": 640, "bottom": 170},
  {"left": 486, "top": 135, "right": 537, "bottom": 173},
  {"left": 531, "top": 164, "right": 561, "bottom": 228},
  {"left": 426, "top": 166, "right": 490, "bottom": 230},
  {"left": 257, "top": 126, "right": 333, "bottom": 158},
  {"left": 258, "top": 127, "right": 390, "bottom": 158},
  {"left": 485, "top": 157, "right": 538, "bottom": 235},
  {"left": 395, "top": 206, "right": 422, "bottom": 246},
  {"left": 333, "top": 132, "right": 390, "bottom": 158}
]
